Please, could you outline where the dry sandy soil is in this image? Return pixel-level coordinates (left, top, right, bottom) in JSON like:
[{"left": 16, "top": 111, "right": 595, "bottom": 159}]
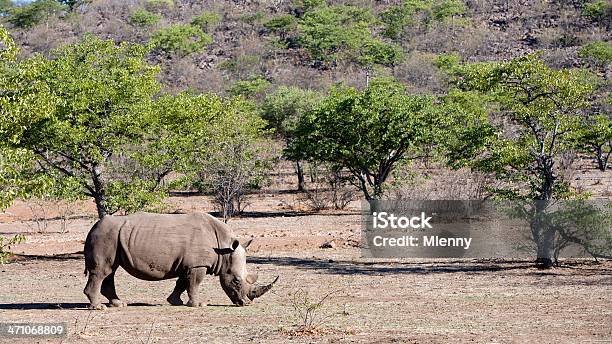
[{"left": 1, "top": 167, "right": 611, "bottom": 343}]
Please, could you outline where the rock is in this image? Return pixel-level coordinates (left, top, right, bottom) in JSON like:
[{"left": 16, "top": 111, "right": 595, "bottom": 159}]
[{"left": 320, "top": 240, "right": 335, "bottom": 249}]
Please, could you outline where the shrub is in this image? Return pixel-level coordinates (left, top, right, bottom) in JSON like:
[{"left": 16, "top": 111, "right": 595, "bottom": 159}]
[
  {"left": 217, "top": 54, "right": 261, "bottom": 73},
  {"left": 129, "top": 8, "right": 160, "bottom": 27},
  {"left": 289, "top": 288, "right": 342, "bottom": 333},
  {"left": 380, "top": 0, "right": 468, "bottom": 39},
  {"left": 0, "top": 234, "right": 25, "bottom": 264},
  {"left": 8, "top": 0, "right": 66, "bottom": 28},
  {"left": 582, "top": 0, "right": 612, "bottom": 22},
  {"left": 228, "top": 76, "right": 271, "bottom": 99},
  {"left": 238, "top": 12, "right": 264, "bottom": 24},
  {"left": 145, "top": 0, "right": 173, "bottom": 12},
  {"left": 578, "top": 41, "right": 612, "bottom": 66},
  {"left": 264, "top": 15, "right": 296, "bottom": 32},
  {"left": 190, "top": 11, "right": 220, "bottom": 32},
  {"left": 432, "top": 0, "right": 466, "bottom": 21},
  {"left": 150, "top": 24, "right": 212, "bottom": 56},
  {"left": 0, "top": 0, "right": 13, "bottom": 15}
]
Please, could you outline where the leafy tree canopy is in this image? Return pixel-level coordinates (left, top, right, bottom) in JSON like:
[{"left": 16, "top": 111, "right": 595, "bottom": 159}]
[
  {"left": 286, "top": 78, "right": 439, "bottom": 200},
  {"left": 295, "top": 4, "right": 403, "bottom": 67},
  {"left": 0, "top": 34, "right": 162, "bottom": 217},
  {"left": 442, "top": 54, "right": 598, "bottom": 200},
  {"left": 262, "top": 86, "right": 322, "bottom": 141}
]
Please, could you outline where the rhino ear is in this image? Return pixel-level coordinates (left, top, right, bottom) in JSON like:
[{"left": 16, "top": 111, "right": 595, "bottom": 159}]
[
  {"left": 214, "top": 239, "right": 241, "bottom": 255},
  {"left": 246, "top": 273, "right": 258, "bottom": 284},
  {"left": 243, "top": 238, "right": 254, "bottom": 250}
]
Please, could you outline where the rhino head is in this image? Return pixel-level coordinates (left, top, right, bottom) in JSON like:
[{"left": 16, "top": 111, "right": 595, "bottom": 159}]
[{"left": 218, "top": 239, "right": 278, "bottom": 306}]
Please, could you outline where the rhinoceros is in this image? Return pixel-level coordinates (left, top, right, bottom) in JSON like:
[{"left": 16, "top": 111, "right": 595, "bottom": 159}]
[{"left": 83, "top": 212, "right": 278, "bottom": 310}]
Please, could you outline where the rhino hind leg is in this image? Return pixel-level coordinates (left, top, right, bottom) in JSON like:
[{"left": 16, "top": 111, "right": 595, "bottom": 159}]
[
  {"left": 186, "top": 270, "right": 205, "bottom": 307},
  {"left": 101, "top": 270, "right": 126, "bottom": 307},
  {"left": 84, "top": 270, "right": 111, "bottom": 310},
  {"left": 167, "top": 276, "right": 187, "bottom": 306}
]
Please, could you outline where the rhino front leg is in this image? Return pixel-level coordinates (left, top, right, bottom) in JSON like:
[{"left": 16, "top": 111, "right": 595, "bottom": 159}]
[
  {"left": 167, "top": 276, "right": 187, "bottom": 306},
  {"left": 101, "top": 270, "right": 126, "bottom": 307},
  {"left": 186, "top": 270, "right": 205, "bottom": 307}
]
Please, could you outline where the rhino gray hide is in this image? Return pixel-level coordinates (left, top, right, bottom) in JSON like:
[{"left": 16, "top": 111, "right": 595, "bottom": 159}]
[{"left": 83, "top": 213, "right": 278, "bottom": 310}]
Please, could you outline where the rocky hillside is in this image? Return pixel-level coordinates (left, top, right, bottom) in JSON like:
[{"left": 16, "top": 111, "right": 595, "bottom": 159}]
[{"left": 1, "top": 0, "right": 609, "bottom": 95}]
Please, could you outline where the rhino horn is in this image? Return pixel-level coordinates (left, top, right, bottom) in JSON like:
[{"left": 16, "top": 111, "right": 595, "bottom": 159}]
[
  {"left": 243, "top": 238, "right": 254, "bottom": 250},
  {"left": 248, "top": 276, "right": 279, "bottom": 300}
]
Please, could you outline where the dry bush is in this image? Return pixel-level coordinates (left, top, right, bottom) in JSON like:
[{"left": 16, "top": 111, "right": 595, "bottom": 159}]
[
  {"left": 289, "top": 288, "right": 342, "bottom": 332},
  {"left": 409, "top": 22, "right": 495, "bottom": 60},
  {"left": 270, "top": 62, "right": 335, "bottom": 92},
  {"left": 216, "top": 33, "right": 270, "bottom": 80},
  {"left": 23, "top": 198, "right": 84, "bottom": 233},
  {"left": 301, "top": 165, "right": 357, "bottom": 211},
  {"left": 76, "top": 0, "right": 137, "bottom": 41},
  {"left": 159, "top": 55, "right": 227, "bottom": 94},
  {"left": 21, "top": 19, "right": 77, "bottom": 56},
  {"left": 541, "top": 47, "right": 580, "bottom": 69},
  {"left": 393, "top": 166, "right": 497, "bottom": 200},
  {"left": 393, "top": 52, "right": 445, "bottom": 94},
  {"left": 24, "top": 199, "right": 50, "bottom": 233},
  {"left": 557, "top": 150, "right": 578, "bottom": 183}
]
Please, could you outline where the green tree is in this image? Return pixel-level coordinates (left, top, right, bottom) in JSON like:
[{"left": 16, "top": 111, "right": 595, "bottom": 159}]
[
  {"left": 1, "top": 26, "right": 50, "bottom": 263},
  {"left": 286, "top": 78, "right": 438, "bottom": 201},
  {"left": 144, "top": 92, "right": 273, "bottom": 221},
  {"left": 7, "top": 0, "right": 66, "bottom": 28},
  {"left": 197, "top": 98, "right": 272, "bottom": 221},
  {"left": 139, "top": 92, "right": 228, "bottom": 192},
  {"left": 0, "top": 35, "right": 163, "bottom": 218},
  {"left": 442, "top": 54, "right": 599, "bottom": 267},
  {"left": 262, "top": 86, "right": 322, "bottom": 191},
  {"left": 150, "top": 24, "right": 212, "bottom": 56},
  {"left": 1, "top": 26, "right": 55, "bottom": 209},
  {"left": 296, "top": 4, "right": 403, "bottom": 67},
  {"left": 264, "top": 15, "right": 296, "bottom": 33}
]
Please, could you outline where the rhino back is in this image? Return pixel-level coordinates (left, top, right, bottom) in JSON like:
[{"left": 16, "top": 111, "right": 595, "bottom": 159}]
[{"left": 117, "top": 213, "right": 222, "bottom": 280}]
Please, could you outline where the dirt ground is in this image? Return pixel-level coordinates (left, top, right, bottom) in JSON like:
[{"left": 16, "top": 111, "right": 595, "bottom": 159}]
[{"left": 1, "top": 168, "right": 611, "bottom": 343}]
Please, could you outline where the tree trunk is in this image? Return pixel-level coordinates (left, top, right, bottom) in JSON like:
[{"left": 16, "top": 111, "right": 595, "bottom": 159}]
[
  {"left": 533, "top": 160, "right": 556, "bottom": 268},
  {"left": 535, "top": 226, "right": 555, "bottom": 268},
  {"left": 295, "top": 160, "right": 305, "bottom": 192},
  {"left": 596, "top": 146, "right": 609, "bottom": 171},
  {"left": 91, "top": 164, "right": 108, "bottom": 219}
]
